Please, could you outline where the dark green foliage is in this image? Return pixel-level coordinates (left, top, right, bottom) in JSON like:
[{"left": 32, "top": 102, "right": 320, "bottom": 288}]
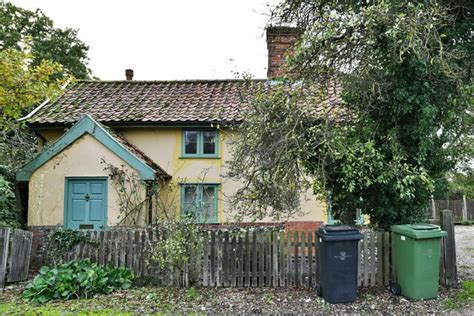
[
  {"left": 0, "top": 1, "right": 90, "bottom": 78},
  {"left": 228, "top": 1, "right": 472, "bottom": 228},
  {"left": 0, "top": 175, "right": 21, "bottom": 228},
  {"left": 47, "top": 228, "right": 96, "bottom": 264},
  {"left": 22, "top": 259, "right": 134, "bottom": 304}
]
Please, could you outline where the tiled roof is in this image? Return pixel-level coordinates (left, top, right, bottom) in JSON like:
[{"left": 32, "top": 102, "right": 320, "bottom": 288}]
[{"left": 27, "top": 79, "right": 342, "bottom": 125}]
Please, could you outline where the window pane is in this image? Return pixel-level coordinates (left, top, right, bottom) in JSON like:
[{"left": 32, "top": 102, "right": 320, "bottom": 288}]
[
  {"left": 202, "top": 131, "right": 216, "bottom": 154},
  {"left": 202, "top": 186, "right": 216, "bottom": 222},
  {"left": 184, "top": 131, "right": 198, "bottom": 154},
  {"left": 183, "top": 186, "right": 198, "bottom": 216},
  {"left": 202, "top": 186, "right": 215, "bottom": 204}
]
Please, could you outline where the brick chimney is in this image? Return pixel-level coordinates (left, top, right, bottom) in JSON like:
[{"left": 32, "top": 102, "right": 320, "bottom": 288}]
[
  {"left": 266, "top": 26, "right": 300, "bottom": 78},
  {"left": 125, "top": 69, "right": 134, "bottom": 80}
]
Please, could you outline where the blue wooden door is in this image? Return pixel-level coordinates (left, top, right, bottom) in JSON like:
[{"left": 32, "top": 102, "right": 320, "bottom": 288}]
[{"left": 66, "top": 179, "right": 107, "bottom": 230}]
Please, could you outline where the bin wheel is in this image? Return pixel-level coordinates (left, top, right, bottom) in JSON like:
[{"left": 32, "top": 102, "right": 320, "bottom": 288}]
[
  {"left": 314, "top": 283, "right": 321, "bottom": 296},
  {"left": 390, "top": 282, "right": 401, "bottom": 295}
]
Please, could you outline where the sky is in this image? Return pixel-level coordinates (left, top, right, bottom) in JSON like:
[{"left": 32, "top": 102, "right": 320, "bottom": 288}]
[{"left": 9, "top": 0, "right": 281, "bottom": 80}]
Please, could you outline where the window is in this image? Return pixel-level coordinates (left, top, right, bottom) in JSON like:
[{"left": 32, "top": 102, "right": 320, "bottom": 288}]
[
  {"left": 182, "top": 129, "right": 218, "bottom": 157},
  {"left": 181, "top": 184, "right": 218, "bottom": 223}
]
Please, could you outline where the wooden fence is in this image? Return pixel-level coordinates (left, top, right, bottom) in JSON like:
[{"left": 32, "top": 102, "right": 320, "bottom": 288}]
[
  {"left": 0, "top": 228, "right": 33, "bottom": 288},
  {"left": 431, "top": 196, "right": 474, "bottom": 222},
  {"left": 61, "top": 229, "right": 394, "bottom": 288}
]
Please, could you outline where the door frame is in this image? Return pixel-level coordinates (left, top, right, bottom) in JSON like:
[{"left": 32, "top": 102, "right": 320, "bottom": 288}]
[{"left": 64, "top": 177, "right": 108, "bottom": 230}]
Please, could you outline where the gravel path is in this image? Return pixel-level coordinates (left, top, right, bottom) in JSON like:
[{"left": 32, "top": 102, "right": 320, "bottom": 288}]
[
  {"left": 0, "top": 285, "right": 469, "bottom": 315},
  {"left": 455, "top": 225, "right": 474, "bottom": 281}
]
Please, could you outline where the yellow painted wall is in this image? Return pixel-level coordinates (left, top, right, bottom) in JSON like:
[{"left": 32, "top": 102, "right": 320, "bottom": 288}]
[
  {"left": 36, "top": 126, "right": 326, "bottom": 225},
  {"left": 28, "top": 134, "right": 146, "bottom": 227}
]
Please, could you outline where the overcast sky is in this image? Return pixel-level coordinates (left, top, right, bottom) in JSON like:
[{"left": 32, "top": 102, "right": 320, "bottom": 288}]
[{"left": 10, "top": 0, "right": 280, "bottom": 80}]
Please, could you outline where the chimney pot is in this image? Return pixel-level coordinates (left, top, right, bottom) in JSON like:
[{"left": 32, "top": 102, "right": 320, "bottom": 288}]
[
  {"left": 125, "top": 69, "right": 134, "bottom": 80},
  {"left": 266, "top": 27, "right": 301, "bottom": 78}
]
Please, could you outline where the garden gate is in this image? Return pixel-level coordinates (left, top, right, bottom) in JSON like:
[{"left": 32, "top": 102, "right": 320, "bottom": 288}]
[{"left": 0, "top": 228, "right": 33, "bottom": 288}]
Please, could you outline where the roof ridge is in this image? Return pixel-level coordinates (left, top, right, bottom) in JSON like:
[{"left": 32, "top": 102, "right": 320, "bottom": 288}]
[{"left": 77, "top": 78, "right": 268, "bottom": 84}]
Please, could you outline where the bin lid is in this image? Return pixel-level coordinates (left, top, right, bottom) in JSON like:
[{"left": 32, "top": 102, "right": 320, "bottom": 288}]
[
  {"left": 316, "top": 225, "right": 363, "bottom": 242},
  {"left": 391, "top": 224, "right": 448, "bottom": 240}
]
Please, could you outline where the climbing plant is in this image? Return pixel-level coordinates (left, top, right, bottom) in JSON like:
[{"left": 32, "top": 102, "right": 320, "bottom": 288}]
[
  {"left": 101, "top": 159, "right": 154, "bottom": 225},
  {"left": 47, "top": 227, "right": 96, "bottom": 265}
]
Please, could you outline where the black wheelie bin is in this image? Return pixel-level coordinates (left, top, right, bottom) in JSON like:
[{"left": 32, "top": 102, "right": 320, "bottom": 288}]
[{"left": 316, "top": 225, "right": 363, "bottom": 303}]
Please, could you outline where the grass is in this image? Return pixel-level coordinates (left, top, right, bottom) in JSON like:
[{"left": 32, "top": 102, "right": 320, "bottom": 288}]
[
  {"left": 444, "top": 281, "right": 474, "bottom": 310},
  {"left": 0, "top": 287, "right": 210, "bottom": 315},
  {"left": 0, "top": 303, "right": 128, "bottom": 316},
  {"left": 463, "top": 246, "right": 474, "bottom": 253}
]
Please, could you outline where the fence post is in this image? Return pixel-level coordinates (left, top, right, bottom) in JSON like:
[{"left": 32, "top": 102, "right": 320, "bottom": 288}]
[
  {"left": 440, "top": 210, "right": 457, "bottom": 287},
  {"left": 462, "top": 195, "right": 468, "bottom": 222},
  {"left": 431, "top": 195, "right": 436, "bottom": 219},
  {"left": 0, "top": 228, "right": 10, "bottom": 289}
]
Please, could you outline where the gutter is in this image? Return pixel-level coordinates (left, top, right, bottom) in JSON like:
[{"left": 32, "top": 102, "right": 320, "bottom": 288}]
[{"left": 18, "top": 80, "right": 71, "bottom": 122}]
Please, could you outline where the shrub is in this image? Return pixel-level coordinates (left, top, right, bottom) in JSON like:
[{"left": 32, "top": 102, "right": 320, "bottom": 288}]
[
  {"left": 0, "top": 175, "right": 21, "bottom": 228},
  {"left": 146, "top": 218, "right": 203, "bottom": 285},
  {"left": 22, "top": 259, "right": 134, "bottom": 304}
]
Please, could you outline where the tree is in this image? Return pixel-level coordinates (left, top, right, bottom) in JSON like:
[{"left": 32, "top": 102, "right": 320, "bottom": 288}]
[
  {"left": 227, "top": 1, "right": 473, "bottom": 228},
  {"left": 449, "top": 171, "right": 474, "bottom": 199},
  {"left": 0, "top": 47, "right": 67, "bottom": 180},
  {"left": 0, "top": 48, "right": 66, "bottom": 131},
  {"left": 0, "top": 47, "right": 67, "bottom": 226},
  {"left": 0, "top": 1, "right": 91, "bottom": 78}
]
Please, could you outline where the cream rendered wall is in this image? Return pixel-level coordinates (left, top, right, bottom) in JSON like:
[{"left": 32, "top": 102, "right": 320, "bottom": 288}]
[
  {"left": 219, "top": 131, "right": 326, "bottom": 223},
  {"left": 39, "top": 127, "right": 326, "bottom": 224},
  {"left": 28, "top": 134, "right": 145, "bottom": 227},
  {"left": 120, "top": 128, "right": 326, "bottom": 223},
  {"left": 119, "top": 128, "right": 225, "bottom": 221}
]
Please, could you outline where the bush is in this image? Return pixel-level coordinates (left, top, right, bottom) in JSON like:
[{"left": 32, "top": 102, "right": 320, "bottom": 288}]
[
  {"left": 23, "top": 259, "right": 134, "bottom": 304},
  {"left": 146, "top": 218, "right": 203, "bottom": 285}
]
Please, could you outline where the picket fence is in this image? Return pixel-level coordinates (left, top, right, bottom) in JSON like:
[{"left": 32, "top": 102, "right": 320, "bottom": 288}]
[
  {"left": 0, "top": 228, "right": 33, "bottom": 288},
  {"left": 60, "top": 229, "right": 393, "bottom": 288}
]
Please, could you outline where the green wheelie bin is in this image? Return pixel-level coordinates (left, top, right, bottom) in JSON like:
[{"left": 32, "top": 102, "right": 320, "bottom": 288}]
[{"left": 391, "top": 224, "right": 447, "bottom": 300}]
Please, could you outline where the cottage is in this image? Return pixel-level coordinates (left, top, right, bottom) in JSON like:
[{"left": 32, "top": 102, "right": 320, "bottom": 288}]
[{"left": 17, "top": 27, "right": 336, "bottom": 233}]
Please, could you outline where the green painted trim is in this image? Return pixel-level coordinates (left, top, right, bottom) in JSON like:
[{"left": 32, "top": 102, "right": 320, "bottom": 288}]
[
  {"left": 180, "top": 183, "right": 219, "bottom": 224},
  {"left": 64, "top": 177, "right": 108, "bottom": 230},
  {"left": 178, "top": 157, "right": 221, "bottom": 160},
  {"left": 181, "top": 128, "right": 219, "bottom": 158},
  {"left": 181, "top": 130, "right": 200, "bottom": 158},
  {"left": 201, "top": 129, "right": 220, "bottom": 158},
  {"left": 178, "top": 182, "right": 221, "bottom": 186},
  {"left": 16, "top": 115, "right": 156, "bottom": 181}
]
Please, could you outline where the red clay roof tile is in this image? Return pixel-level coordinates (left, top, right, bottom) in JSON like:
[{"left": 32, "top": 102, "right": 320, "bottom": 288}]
[{"left": 28, "top": 79, "right": 341, "bottom": 125}]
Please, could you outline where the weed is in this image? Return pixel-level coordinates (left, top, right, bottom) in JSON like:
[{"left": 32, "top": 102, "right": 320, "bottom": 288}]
[
  {"left": 263, "top": 292, "right": 274, "bottom": 304},
  {"left": 187, "top": 287, "right": 199, "bottom": 301},
  {"left": 444, "top": 280, "right": 474, "bottom": 309}
]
